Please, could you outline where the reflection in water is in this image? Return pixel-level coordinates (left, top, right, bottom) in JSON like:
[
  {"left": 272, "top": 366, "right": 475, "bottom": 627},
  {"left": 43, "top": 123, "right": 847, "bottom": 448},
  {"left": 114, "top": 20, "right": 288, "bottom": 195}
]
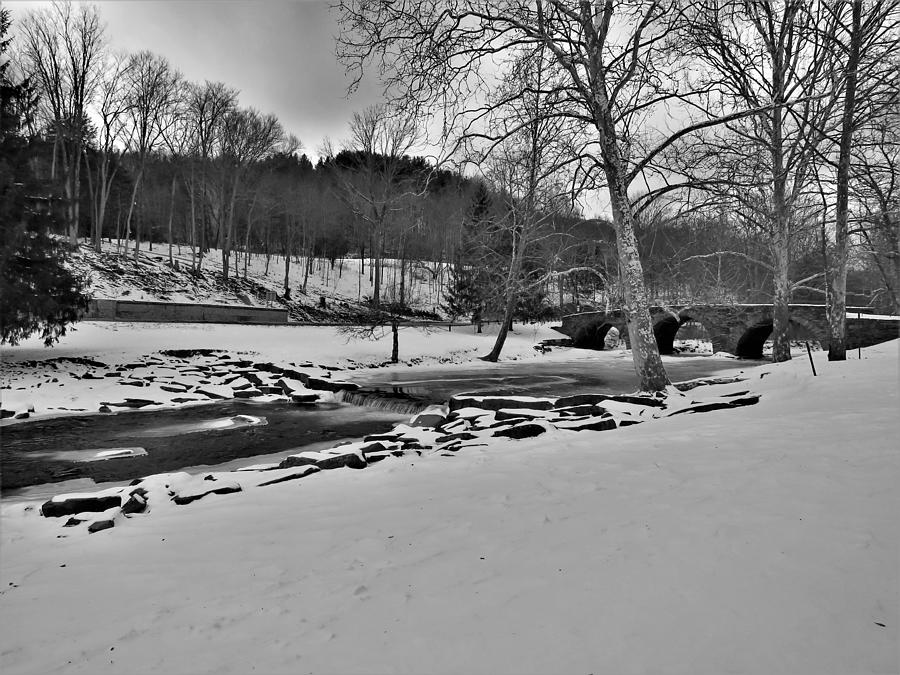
[
  {"left": 2, "top": 400, "right": 408, "bottom": 493},
  {"left": 134, "top": 414, "right": 267, "bottom": 437},
  {"left": 28, "top": 447, "right": 148, "bottom": 463}
]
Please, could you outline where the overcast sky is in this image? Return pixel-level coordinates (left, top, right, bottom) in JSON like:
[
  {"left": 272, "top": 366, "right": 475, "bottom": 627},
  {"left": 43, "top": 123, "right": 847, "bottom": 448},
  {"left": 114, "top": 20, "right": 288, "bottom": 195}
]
[{"left": 8, "top": 0, "right": 387, "bottom": 159}]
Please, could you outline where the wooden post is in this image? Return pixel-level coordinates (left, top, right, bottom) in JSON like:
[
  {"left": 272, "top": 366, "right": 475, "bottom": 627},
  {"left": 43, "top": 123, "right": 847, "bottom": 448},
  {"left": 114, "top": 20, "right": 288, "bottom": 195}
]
[
  {"left": 805, "top": 342, "right": 817, "bottom": 376},
  {"left": 857, "top": 312, "right": 861, "bottom": 359}
]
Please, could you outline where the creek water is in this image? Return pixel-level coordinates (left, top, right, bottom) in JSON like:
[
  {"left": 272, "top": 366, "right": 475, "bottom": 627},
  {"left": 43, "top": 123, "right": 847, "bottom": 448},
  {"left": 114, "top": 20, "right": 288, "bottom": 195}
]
[{"left": 1, "top": 353, "right": 762, "bottom": 496}]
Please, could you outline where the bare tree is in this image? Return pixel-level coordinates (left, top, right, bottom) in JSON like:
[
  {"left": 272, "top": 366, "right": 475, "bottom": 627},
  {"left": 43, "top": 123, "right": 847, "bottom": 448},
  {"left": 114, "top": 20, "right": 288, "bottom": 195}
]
[
  {"left": 84, "top": 50, "right": 132, "bottom": 253},
  {"left": 820, "top": 0, "right": 899, "bottom": 359},
  {"left": 852, "top": 115, "right": 900, "bottom": 313},
  {"left": 122, "top": 50, "right": 180, "bottom": 261},
  {"left": 18, "top": 1, "right": 105, "bottom": 243},
  {"left": 185, "top": 81, "right": 238, "bottom": 270},
  {"left": 680, "top": 1, "right": 847, "bottom": 362},
  {"left": 476, "top": 46, "right": 573, "bottom": 361},
  {"left": 335, "top": 0, "right": 786, "bottom": 390},
  {"left": 339, "top": 104, "right": 420, "bottom": 308},
  {"left": 214, "top": 106, "right": 284, "bottom": 280}
]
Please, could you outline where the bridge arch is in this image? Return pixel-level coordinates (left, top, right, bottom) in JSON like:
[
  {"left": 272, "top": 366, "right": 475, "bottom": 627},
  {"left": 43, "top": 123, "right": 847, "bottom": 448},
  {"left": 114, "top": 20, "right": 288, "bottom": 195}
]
[
  {"left": 652, "top": 312, "right": 682, "bottom": 354},
  {"left": 734, "top": 314, "right": 821, "bottom": 359},
  {"left": 676, "top": 307, "right": 726, "bottom": 354},
  {"left": 574, "top": 321, "right": 619, "bottom": 350}
]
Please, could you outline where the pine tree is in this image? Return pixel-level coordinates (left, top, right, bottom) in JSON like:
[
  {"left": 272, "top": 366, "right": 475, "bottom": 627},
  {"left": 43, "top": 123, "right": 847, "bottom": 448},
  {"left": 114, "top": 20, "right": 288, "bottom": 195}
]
[
  {"left": 442, "top": 183, "right": 493, "bottom": 328},
  {"left": 1, "top": 8, "right": 89, "bottom": 347}
]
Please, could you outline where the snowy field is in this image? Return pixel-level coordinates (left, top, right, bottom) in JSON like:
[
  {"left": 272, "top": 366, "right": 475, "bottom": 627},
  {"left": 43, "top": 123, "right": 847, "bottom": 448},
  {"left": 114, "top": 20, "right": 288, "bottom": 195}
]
[{"left": 1, "top": 335, "right": 897, "bottom": 674}]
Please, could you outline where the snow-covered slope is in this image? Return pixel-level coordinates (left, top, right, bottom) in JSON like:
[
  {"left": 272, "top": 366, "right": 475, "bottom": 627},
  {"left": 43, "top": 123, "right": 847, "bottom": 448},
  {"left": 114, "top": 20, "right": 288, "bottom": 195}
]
[
  {"left": 1, "top": 340, "right": 897, "bottom": 675},
  {"left": 71, "top": 240, "right": 449, "bottom": 321}
]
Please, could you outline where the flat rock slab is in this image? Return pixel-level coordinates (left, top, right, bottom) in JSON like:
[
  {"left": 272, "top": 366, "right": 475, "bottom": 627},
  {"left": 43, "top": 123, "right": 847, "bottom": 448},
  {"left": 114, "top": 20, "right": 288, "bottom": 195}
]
[
  {"left": 280, "top": 449, "right": 367, "bottom": 471},
  {"left": 42, "top": 494, "right": 122, "bottom": 518},
  {"left": 257, "top": 466, "right": 321, "bottom": 487},
  {"left": 554, "top": 393, "right": 665, "bottom": 408},
  {"left": 409, "top": 405, "right": 448, "bottom": 428},
  {"left": 673, "top": 375, "right": 747, "bottom": 392},
  {"left": 364, "top": 449, "right": 409, "bottom": 463},
  {"left": 668, "top": 394, "right": 760, "bottom": 416},
  {"left": 436, "top": 431, "right": 480, "bottom": 444},
  {"left": 305, "top": 377, "right": 360, "bottom": 392},
  {"left": 159, "top": 349, "right": 221, "bottom": 358},
  {"left": 495, "top": 408, "right": 553, "bottom": 421},
  {"left": 492, "top": 423, "right": 548, "bottom": 439},
  {"left": 196, "top": 387, "right": 233, "bottom": 400},
  {"left": 100, "top": 399, "right": 159, "bottom": 409},
  {"left": 449, "top": 396, "right": 556, "bottom": 412},
  {"left": 88, "top": 519, "right": 115, "bottom": 534},
  {"left": 233, "top": 389, "right": 263, "bottom": 398},
  {"left": 553, "top": 416, "right": 617, "bottom": 432},
  {"left": 172, "top": 482, "right": 242, "bottom": 505}
]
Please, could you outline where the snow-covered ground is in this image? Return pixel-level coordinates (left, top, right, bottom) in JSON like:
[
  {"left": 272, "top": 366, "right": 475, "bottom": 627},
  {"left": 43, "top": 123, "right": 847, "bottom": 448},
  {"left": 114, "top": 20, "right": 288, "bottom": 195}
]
[{"left": 1, "top": 335, "right": 897, "bottom": 674}]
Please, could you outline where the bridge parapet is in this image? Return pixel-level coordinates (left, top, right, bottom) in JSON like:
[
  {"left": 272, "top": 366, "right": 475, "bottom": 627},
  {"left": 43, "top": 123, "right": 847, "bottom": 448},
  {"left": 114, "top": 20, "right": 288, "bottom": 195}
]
[{"left": 555, "top": 304, "right": 898, "bottom": 358}]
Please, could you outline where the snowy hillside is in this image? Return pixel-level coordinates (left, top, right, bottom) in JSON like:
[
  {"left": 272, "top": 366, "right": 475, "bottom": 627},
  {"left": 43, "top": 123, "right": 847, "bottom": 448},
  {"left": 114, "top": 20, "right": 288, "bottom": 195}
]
[{"left": 71, "top": 240, "right": 451, "bottom": 321}]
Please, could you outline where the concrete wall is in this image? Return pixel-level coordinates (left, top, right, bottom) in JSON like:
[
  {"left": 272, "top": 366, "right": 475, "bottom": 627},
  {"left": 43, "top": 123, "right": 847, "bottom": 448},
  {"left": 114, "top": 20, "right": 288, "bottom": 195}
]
[{"left": 84, "top": 299, "right": 288, "bottom": 324}]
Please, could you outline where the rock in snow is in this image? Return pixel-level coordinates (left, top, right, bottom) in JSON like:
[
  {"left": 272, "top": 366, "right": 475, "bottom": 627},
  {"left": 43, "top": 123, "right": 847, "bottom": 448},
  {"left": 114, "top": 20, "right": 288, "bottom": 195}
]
[
  {"left": 171, "top": 481, "right": 243, "bottom": 505},
  {"left": 41, "top": 494, "right": 122, "bottom": 518}
]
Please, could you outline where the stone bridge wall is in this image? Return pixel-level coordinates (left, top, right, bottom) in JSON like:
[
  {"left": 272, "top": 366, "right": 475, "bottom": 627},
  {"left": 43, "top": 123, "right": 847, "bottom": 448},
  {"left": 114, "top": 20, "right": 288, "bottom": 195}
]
[{"left": 556, "top": 304, "right": 898, "bottom": 358}]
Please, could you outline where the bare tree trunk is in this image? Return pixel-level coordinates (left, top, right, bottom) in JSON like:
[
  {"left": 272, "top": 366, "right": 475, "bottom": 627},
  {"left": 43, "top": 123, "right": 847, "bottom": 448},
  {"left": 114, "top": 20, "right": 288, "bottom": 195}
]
[
  {"left": 399, "top": 244, "right": 406, "bottom": 308},
  {"left": 827, "top": 0, "right": 862, "bottom": 362},
  {"left": 71, "top": 144, "right": 82, "bottom": 245},
  {"left": 482, "top": 293, "right": 516, "bottom": 363},
  {"left": 222, "top": 173, "right": 239, "bottom": 281},
  {"left": 391, "top": 320, "right": 399, "bottom": 363},
  {"left": 189, "top": 170, "right": 197, "bottom": 271},
  {"left": 283, "top": 253, "right": 291, "bottom": 299},
  {"left": 123, "top": 170, "right": 141, "bottom": 258},
  {"left": 769, "top": 76, "right": 792, "bottom": 363},
  {"left": 373, "top": 232, "right": 382, "bottom": 308},
  {"left": 301, "top": 223, "right": 310, "bottom": 294},
  {"left": 167, "top": 174, "right": 177, "bottom": 266},
  {"left": 772, "top": 237, "right": 793, "bottom": 361}
]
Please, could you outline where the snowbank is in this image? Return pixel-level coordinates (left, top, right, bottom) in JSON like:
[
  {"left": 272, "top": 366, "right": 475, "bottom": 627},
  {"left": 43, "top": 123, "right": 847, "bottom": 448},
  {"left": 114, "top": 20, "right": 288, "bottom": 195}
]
[{"left": 1, "top": 341, "right": 897, "bottom": 674}]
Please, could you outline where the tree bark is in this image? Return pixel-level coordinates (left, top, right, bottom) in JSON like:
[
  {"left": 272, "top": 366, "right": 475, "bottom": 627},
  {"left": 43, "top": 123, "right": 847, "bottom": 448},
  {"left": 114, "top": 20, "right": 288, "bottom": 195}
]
[
  {"left": 391, "top": 320, "right": 399, "bottom": 363},
  {"left": 827, "top": 0, "right": 862, "bottom": 361},
  {"left": 167, "top": 174, "right": 177, "bottom": 266}
]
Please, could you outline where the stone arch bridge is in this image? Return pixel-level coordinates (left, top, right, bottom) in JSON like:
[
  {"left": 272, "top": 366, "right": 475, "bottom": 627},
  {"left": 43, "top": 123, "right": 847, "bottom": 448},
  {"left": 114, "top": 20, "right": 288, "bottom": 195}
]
[{"left": 554, "top": 304, "right": 899, "bottom": 359}]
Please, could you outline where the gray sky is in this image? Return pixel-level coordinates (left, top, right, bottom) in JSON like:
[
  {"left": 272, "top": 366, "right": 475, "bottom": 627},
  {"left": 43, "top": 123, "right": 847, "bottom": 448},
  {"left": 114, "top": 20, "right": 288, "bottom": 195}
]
[{"left": 8, "top": 0, "right": 386, "bottom": 159}]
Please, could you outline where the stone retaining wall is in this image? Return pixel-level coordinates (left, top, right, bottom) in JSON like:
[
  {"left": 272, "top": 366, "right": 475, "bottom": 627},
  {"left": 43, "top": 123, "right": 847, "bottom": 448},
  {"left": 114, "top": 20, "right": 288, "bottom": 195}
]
[{"left": 83, "top": 299, "right": 288, "bottom": 324}]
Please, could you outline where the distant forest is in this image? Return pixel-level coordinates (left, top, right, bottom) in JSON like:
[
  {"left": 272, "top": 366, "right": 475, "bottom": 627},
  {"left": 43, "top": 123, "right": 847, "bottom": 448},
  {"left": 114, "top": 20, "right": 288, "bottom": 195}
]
[{"left": 2, "top": 2, "right": 896, "bottom": 325}]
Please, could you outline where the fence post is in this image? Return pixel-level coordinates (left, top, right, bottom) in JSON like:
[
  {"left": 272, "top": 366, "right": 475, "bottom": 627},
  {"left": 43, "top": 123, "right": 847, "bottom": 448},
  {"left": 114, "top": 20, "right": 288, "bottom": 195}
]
[
  {"left": 858, "top": 312, "right": 861, "bottom": 359},
  {"left": 805, "top": 341, "right": 817, "bottom": 376}
]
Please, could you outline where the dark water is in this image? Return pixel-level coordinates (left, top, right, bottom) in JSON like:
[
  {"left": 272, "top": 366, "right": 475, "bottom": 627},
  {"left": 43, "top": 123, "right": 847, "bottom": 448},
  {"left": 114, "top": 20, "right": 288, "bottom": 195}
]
[
  {"left": 1, "top": 354, "right": 763, "bottom": 494},
  {"left": 0, "top": 400, "right": 407, "bottom": 492},
  {"left": 352, "top": 353, "right": 761, "bottom": 400}
]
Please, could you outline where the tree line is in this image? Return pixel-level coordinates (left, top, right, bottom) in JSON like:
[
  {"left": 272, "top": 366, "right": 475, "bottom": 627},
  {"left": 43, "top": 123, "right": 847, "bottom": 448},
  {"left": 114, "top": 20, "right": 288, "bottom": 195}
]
[{"left": 2, "top": 1, "right": 898, "bottom": 389}]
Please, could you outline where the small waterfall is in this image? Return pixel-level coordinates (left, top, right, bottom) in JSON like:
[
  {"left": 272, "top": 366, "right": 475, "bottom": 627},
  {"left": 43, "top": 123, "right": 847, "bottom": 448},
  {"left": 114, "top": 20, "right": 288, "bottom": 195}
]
[{"left": 334, "top": 389, "right": 432, "bottom": 416}]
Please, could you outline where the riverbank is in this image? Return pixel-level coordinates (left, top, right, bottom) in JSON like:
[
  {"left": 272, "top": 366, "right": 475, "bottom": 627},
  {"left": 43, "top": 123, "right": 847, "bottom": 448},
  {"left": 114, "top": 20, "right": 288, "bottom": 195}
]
[
  {"left": 1, "top": 339, "right": 896, "bottom": 675},
  {"left": 0, "top": 320, "right": 574, "bottom": 423}
]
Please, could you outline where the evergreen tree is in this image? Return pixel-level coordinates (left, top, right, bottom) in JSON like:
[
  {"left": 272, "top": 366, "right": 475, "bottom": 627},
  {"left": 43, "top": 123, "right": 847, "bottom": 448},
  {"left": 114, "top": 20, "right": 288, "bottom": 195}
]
[
  {"left": 1, "top": 8, "right": 89, "bottom": 347},
  {"left": 442, "top": 183, "right": 493, "bottom": 328}
]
